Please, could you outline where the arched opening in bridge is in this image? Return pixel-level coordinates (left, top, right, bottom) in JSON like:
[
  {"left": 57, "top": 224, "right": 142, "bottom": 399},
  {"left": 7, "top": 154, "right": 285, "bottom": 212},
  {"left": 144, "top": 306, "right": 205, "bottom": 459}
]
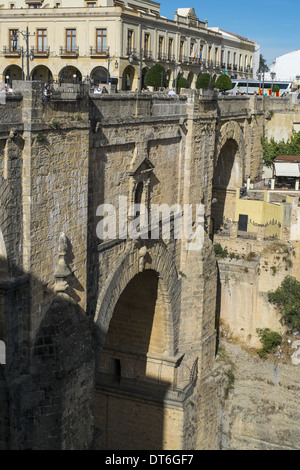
[
  {"left": 211, "top": 138, "right": 241, "bottom": 232},
  {"left": 95, "top": 269, "right": 174, "bottom": 450}
]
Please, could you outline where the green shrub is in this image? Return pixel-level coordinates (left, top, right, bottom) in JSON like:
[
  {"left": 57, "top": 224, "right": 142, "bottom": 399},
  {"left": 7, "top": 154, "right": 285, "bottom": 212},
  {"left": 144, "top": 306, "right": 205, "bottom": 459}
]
[
  {"left": 214, "top": 243, "right": 228, "bottom": 258},
  {"left": 144, "top": 64, "right": 168, "bottom": 88},
  {"left": 176, "top": 76, "right": 189, "bottom": 89},
  {"left": 256, "top": 328, "right": 282, "bottom": 358},
  {"left": 268, "top": 276, "right": 300, "bottom": 330},
  {"left": 196, "top": 72, "right": 212, "bottom": 90},
  {"left": 214, "top": 74, "right": 234, "bottom": 92}
]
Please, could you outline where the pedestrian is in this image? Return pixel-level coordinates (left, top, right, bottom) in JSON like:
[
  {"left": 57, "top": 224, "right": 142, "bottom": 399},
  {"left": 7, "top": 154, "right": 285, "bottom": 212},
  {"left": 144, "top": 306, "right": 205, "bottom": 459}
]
[{"left": 102, "top": 86, "right": 108, "bottom": 94}]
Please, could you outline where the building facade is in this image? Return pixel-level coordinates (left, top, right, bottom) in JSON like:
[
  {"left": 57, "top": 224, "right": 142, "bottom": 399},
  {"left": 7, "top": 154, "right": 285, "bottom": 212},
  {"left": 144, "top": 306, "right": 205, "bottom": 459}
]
[{"left": 0, "top": 0, "right": 257, "bottom": 90}]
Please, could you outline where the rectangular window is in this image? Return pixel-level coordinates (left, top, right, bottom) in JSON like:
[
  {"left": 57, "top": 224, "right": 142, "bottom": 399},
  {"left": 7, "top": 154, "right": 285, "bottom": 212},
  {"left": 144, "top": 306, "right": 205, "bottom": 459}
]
[
  {"left": 96, "top": 28, "right": 107, "bottom": 53},
  {"left": 168, "top": 38, "right": 173, "bottom": 54},
  {"left": 29, "top": 4, "right": 41, "bottom": 7},
  {"left": 127, "top": 29, "right": 133, "bottom": 53},
  {"left": 158, "top": 36, "right": 163, "bottom": 59},
  {"left": 179, "top": 40, "right": 184, "bottom": 61},
  {"left": 87, "top": 2, "right": 96, "bottom": 6},
  {"left": 144, "top": 33, "right": 150, "bottom": 55},
  {"left": 66, "top": 29, "right": 76, "bottom": 53},
  {"left": 9, "top": 29, "right": 19, "bottom": 52},
  {"left": 37, "top": 29, "right": 47, "bottom": 52}
]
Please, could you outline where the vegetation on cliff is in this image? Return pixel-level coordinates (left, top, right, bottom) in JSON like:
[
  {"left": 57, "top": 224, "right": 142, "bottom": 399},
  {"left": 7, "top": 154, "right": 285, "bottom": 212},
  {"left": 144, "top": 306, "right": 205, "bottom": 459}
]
[{"left": 268, "top": 276, "right": 300, "bottom": 330}]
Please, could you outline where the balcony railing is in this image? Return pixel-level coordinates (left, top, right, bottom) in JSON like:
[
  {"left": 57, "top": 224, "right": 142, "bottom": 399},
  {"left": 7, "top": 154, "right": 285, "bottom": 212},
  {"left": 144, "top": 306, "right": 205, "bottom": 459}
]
[
  {"left": 31, "top": 47, "right": 50, "bottom": 57},
  {"left": 157, "top": 52, "right": 167, "bottom": 61},
  {"left": 90, "top": 47, "right": 109, "bottom": 57},
  {"left": 126, "top": 47, "right": 136, "bottom": 56},
  {"left": 143, "top": 50, "right": 152, "bottom": 60},
  {"left": 167, "top": 53, "right": 175, "bottom": 62},
  {"left": 59, "top": 46, "right": 79, "bottom": 57},
  {"left": 3, "top": 46, "right": 21, "bottom": 57}
]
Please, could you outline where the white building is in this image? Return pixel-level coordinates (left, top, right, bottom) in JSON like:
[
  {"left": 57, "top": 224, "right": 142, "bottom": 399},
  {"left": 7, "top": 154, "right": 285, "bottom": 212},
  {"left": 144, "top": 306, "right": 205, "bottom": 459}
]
[{"left": 268, "top": 49, "right": 300, "bottom": 83}]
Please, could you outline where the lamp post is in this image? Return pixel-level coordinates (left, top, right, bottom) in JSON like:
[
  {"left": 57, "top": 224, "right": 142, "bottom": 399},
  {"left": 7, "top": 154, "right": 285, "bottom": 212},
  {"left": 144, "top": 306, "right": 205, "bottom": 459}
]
[
  {"left": 12, "top": 27, "right": 35, "bottom": 81},
  {"left": 246, "top": 64, "right": 250, "bottom": 94},
  {"left": 270, "top": 71, "right": 276, "bottom": 94},
  {"left": 5, "top": 75, "right": 9, "bottom": 86}
]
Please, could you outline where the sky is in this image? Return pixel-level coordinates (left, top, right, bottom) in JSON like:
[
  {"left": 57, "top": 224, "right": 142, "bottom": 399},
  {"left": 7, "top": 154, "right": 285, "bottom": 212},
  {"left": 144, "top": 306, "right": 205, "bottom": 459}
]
[{"left": 159, "top": 0, "right": 300, "bottom": 67}]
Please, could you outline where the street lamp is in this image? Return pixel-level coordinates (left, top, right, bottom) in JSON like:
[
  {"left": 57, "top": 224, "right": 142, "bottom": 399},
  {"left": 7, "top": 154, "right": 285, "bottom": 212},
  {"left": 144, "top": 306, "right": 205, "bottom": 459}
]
[
  {"left": 5, "top": 75, "right": 9, "bottom": 85},
  {"left": 270, "top": 71, "right": 276, "bottom": 94},
  {"left": 246, "top": 64, "right": 250, "bottom": 94},
  {"left": 12, "top": 27, "right": 35, "bottom": 81},
  {"left": 73, "top": 74, "right": 77, "bottom": 84}
]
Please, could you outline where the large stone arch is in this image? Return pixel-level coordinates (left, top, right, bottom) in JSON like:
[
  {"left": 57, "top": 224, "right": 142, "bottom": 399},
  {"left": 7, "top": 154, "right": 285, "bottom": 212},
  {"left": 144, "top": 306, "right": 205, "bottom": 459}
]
[
  {"left": 212, "top": 121, "right": 245, "bottom": 230},
  {"left": 94, "top": 240, "right": 180, "bottom": 357}
]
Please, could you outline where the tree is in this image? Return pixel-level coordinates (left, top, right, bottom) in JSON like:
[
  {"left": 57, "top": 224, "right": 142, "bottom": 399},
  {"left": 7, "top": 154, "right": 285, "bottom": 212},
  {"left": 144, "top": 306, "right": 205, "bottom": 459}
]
[
  {"left": 196, "top": 72, "right": 212, "bottom": 90},
  {"left": 268, "top": 276, "right": 300, "bottom": 330},
  {"left": 176, "top": 76, "right": 189, "bottom": 89},
  {"left": 258, "top": 54, "right": 269, "bottom": 73},
  {"left": 215, "top": 74, "right": 234, "bottom": 93},
  {"left": 272, "top": 84, "right": 280, "bottom": 94},
  {"left": 144, "top": 64, "right": 168, "bottom": 89},
  {"left": 261, "top": 129, "right": 300, "bottom": 166}
]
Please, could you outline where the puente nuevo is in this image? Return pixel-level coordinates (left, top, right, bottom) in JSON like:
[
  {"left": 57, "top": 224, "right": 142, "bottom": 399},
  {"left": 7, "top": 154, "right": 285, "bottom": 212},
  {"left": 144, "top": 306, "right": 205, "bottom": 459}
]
[{"left": 0, "top": 81, "right": 299, "bottom": 450}]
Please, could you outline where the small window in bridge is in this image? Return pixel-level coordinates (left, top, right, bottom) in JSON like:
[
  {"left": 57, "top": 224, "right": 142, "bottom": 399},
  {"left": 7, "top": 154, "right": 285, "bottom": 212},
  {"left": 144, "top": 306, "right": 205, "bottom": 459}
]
[{"left": 0, "top": 340, "right": 6, "bottom": 365}]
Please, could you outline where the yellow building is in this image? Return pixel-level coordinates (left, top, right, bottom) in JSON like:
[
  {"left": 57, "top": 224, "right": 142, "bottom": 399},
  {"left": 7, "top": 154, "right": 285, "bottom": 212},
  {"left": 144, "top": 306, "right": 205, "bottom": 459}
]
[{"left": 0, "top": 0, "right": 257, "bottom": 90}]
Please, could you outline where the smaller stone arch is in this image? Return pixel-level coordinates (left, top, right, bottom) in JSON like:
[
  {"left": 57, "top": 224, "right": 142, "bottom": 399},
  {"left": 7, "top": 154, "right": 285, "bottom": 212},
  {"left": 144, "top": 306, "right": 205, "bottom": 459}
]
[
  {"left": 122, "top": 65, "right": 135, "bottom": 91},
  {"left": 90, "top": 66, "right": 109, "bottom": 86},
  {"left": 215, "top": 120, "right": 244, "bottom": 165}
]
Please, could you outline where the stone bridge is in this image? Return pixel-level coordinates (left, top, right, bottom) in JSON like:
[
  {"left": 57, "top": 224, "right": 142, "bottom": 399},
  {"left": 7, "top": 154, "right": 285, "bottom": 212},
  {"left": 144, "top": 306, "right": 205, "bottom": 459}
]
[{"left": 0, "top": 82, "right": 296, "bottom": 450}]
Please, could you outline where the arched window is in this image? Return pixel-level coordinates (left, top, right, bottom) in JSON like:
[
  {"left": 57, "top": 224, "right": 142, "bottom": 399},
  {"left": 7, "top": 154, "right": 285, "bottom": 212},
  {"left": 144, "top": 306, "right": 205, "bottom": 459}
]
[{"left": 134, "top": 181, "right": 144, "bottom": 205}]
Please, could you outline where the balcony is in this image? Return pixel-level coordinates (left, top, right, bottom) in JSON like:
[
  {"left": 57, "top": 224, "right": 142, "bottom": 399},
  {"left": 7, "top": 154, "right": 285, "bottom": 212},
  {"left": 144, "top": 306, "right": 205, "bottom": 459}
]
[
  {"left": 143, "top": 50, "right": 153, "bottom": 60},
  {"left": 59, "top": 46, "right": 79, "bottom": 57},
  {"left": 3, "top": 46, "right": 21, "bottom": 57},
  {"left": 31, "top": 47, "right": 50, "bottom": 57},
  {"left": 90, "top": 47, "right": 109, "bottom": 57},
  {"left": 157, "top": 52, "right": 167, "bottom": 61},
  {"left": 167, "top": 53, "right": 175, "bottom": 63},
  {"left": 126, "top": 47, "right": 136, "bottom": 56}
]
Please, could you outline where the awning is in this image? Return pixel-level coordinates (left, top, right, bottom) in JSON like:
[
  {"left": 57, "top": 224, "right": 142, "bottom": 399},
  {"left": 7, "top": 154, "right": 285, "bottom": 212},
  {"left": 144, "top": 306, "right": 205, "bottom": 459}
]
[{"left": 274, "top": 162, "right": 300, "bottom": 177}]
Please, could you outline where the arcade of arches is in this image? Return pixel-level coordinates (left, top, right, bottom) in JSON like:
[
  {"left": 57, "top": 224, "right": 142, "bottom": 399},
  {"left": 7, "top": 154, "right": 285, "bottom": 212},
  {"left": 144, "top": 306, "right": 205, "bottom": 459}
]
[{"left": 2, "top": 63, "right": 198, "bottom": 90}]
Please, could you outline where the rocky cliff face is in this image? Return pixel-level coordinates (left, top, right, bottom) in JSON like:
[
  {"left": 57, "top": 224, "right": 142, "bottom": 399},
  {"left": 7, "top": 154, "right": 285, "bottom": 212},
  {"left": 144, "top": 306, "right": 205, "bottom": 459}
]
[{"left": 217, "top": 340, "right": 300, "bottom": 450}]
